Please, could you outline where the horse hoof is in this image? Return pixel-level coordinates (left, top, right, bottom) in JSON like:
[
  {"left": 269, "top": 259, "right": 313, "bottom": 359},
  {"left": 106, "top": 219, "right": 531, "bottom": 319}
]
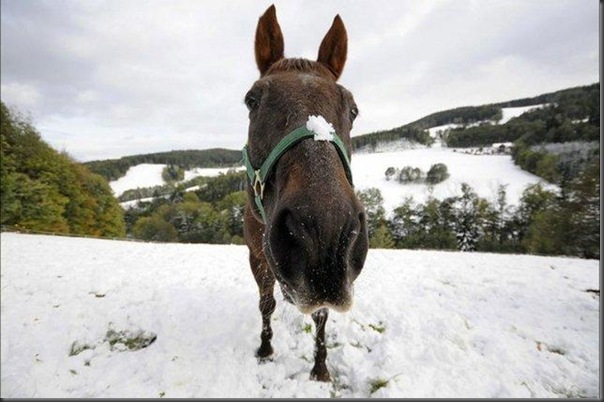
[
  {"left": 256, "top": 344, "right": 274, "bottom": 362},
  {"left": 310, "top": 367, "right": 331, "bottom": 382}
]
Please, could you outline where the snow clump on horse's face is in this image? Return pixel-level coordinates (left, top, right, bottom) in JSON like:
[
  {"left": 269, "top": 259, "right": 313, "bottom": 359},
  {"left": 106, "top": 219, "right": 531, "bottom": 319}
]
[{"left": 307, "top": 115, "right": 335, "bottom": 141}]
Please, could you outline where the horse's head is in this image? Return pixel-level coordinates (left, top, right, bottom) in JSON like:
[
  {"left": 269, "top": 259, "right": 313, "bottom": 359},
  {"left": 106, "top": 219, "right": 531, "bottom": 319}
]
[{"left": 243, "top": 5, "right": 368, "bottom": 314}]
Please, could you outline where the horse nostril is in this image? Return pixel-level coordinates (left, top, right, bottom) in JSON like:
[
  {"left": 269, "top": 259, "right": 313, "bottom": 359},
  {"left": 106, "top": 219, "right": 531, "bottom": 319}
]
[
  {"left": 275, "top": 208, "right": 308, "bottom": 246},
  {"left": 358, "top": 212, "right": 366, "bottom": 228}
]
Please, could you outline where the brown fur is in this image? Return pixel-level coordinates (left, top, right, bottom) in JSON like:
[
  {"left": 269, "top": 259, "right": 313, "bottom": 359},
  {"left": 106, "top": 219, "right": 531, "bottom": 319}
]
[{"left": 244, "top": 5, "right": 368, "bottom": 382}]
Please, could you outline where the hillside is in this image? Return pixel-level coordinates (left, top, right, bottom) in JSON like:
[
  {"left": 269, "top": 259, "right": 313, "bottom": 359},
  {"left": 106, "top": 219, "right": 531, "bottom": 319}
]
[
  {"left": 0, "top": 233, "right": 599, "bottom": 398},
  {"left": 84, "top": 149, "right": 242, "bottom": 182},
  {"left": 351, "top": 83, "right": 599, "bottom": 152},
  {"left": 82, "top": 83, "right": 599, "bottom": 183}
]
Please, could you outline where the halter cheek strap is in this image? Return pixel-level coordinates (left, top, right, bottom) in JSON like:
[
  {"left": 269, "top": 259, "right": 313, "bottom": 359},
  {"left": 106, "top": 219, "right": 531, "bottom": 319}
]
[{"left": 242, "top": 125, "right": 354, "bottom": 224}]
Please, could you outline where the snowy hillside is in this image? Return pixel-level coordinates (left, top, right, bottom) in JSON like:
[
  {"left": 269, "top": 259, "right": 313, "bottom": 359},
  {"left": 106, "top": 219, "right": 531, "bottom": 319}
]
[
  {"left": 500, "top": 104, "right": 547, "bottom": 124},
  {"left": 108, "top": 104, "right": 552, "bottom": 207},
  {"left": 109, "top": 164, "right": 167, "bottom": 198},
  {"left": 111, "top": 147, "right": 549, "bottom": 212},
  {"left": 351, "top": 147, "right": 550, "bottom": 212},
  {"left": 109, "top": 165, "right": 244, "bottom": 198},
  {"left": 1, "top": 233, "right": 599, "bottom": 398}
]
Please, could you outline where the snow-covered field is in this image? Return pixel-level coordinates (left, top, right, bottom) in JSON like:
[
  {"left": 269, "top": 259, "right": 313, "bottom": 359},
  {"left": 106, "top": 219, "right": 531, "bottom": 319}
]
[
  {"left": 1, "top": 233, "right": 599, "bottom": 398},
  {"left": 351, "top": 148, "right": 551, "bottom": 212}
]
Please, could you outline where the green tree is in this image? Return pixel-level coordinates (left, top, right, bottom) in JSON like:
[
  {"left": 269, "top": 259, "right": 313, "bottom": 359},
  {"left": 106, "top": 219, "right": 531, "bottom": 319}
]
[
  {"left": 566, "top": 161, "right": 599, "bottom": 258},
  {"left": 216, "top": 190, "right": 247, "bottom": 242},
  {"left": 426, "top": 163, "right": 450, "bottom": 184},
  {"left": 162, "top": 164, "right": 185, "bottom": 183},
  {"left": 397, "top": 166, "right": 423, "bottom": 184},
  {"left": 356, "top": 187, "right": 386, "bottom": 238},
  {"left": 389, "top": 197, "right": 421, "bottom": 248},
  {"left": 454, "top": 183, "right": 483, "bottom": 251},
  {"left": 535, "top": 153, "right": 560, "bottom": 183},
  {"left": 132, "top": 216, "right": 179, "bottom": 242},
  {"left": 370, "top": 224, "right": 395, "bottom": 249},
  {"left": 515, "top": 183, "right": 556, "bottom": 248},
  {"left": 384, "top": 167, "right": 396, "bottom": 181},
  {"left": 0, "top": 102, "right": 125, "bottom": 236},
  {"left": 418, "top": 196, "right": 457, "bottom": 249}
]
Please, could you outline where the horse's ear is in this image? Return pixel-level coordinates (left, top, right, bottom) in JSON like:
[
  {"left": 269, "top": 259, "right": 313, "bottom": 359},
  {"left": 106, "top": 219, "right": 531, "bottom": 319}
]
[
  {"left": 255, "top": 5, "right": 284, "bottom": 76},
  {"left": 317, "top": 15, "right": 347, "bottom": 81}
]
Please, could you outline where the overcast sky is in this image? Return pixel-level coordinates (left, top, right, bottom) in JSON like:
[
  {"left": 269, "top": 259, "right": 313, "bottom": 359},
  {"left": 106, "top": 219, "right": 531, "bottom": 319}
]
[{"left": 1, "top": 0, "right": 599, "bottom": 162}]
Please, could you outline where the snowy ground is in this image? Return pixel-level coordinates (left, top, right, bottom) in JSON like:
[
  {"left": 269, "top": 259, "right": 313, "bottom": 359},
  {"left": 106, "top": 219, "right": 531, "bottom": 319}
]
[{"left": 1, "top": 233, "right": 599, "bottom": 398}]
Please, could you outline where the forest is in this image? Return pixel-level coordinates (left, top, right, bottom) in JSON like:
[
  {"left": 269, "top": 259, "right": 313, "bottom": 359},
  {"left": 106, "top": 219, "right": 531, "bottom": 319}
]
[
  {"left": 359, "top": 168, "right": 599, "bottom": 259},
  {"left": 0, "top": 102, "right": 125, "bottom": 237}
]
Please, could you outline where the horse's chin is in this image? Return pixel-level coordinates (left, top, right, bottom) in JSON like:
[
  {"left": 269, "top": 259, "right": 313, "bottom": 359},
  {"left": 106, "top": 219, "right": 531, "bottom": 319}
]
[{"left": 279, "top": 283, "right": 354, "bottom": 314}]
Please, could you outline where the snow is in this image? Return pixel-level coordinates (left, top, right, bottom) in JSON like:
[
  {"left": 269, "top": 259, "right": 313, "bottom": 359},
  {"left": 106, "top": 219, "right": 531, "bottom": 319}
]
[
  {"left": 306, "top": 115, "right": 335, "bottom": 141},
  {"left": 427, "top": 123, "right": 462, "bottom": 138},
  {"left": 183, "top": 167, "right": 244, "bottom": 181},
  {"left": 499, "top": 104, "right": 547, "bottom": 124},
  {"left": 119, "top": 196, "right": 164, "bottom": 209},
  {"left": 352, "top": 148, "right": 553, "bottom": 212},
  {"left": 353, "top": 138, "right": 426, "bottom": 154},
  {"left": 1, "top": 233, "right": 599, "bottom": 398},
  {"left": 110, "top": 165, "right": 244, "bottom": 199},
  {"left": 109, "top": 164, "right": 167, "bottom": 198}
]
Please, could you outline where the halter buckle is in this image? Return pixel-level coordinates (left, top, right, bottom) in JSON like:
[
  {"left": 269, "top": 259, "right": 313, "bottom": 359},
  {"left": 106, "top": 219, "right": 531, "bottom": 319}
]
[{"left": 253, "top": 170, "right": 265, "bottom": 199}]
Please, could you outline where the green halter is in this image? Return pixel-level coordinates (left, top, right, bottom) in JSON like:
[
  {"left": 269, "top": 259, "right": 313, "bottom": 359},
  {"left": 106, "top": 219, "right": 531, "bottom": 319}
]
[{"left": 242, "top": 125, "right": 353, "bottom": 223}]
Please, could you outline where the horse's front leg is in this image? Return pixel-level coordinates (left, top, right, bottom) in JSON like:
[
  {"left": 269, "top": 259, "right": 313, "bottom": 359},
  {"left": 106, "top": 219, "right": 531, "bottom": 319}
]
[
  {"left": 250, "top": 252, "right": 276, "bottom": 360},
  {"left": 310, "top": 308, "right": 330, "bottom": 382}
]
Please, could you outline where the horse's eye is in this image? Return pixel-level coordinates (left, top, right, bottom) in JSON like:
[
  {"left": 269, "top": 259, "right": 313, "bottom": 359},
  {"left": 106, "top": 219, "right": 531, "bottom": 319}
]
[
  {"left": 245, "top": 94, "right": 259, "bottom": 112},
  {"left": 350, "top": 105, "right": 359, "bottom": 121}
]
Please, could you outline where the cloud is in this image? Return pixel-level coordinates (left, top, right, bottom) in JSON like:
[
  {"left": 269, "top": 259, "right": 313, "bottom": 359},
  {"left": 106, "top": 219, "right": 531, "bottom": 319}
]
[
  {"left": 0, "top": 0, "right": 599, "bottom": 161},
  {"left": 1, "top": 82, "right": 42, "bottom": 107}
]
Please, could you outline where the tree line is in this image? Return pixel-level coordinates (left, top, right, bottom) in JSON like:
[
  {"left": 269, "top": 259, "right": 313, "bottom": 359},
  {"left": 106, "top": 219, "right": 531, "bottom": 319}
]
[
  {"left": 385, "top": 163, "right": 450, "bottom": 184},
  {"left": 84, "top": 148, "right": 242, "bottom": 181},
  {"left": 124, "top": 171, "right": 247, "bottom": 244},
  {"left": 358, "top": 163, "right": 599, "bottom": 259},
  {"left": 122, "top": 162, "right": 598, "bottom": 259}
]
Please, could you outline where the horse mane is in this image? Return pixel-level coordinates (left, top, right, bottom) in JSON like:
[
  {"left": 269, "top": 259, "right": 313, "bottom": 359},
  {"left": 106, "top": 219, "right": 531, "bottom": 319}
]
[{"left": 266, "top": 58, "right": 336, "bottom": 79}]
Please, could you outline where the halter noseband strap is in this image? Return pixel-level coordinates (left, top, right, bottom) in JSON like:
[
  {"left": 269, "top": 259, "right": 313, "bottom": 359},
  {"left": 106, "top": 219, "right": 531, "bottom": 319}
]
[{"left": 242, "top": 125, "right": 353, "bottom": 224}]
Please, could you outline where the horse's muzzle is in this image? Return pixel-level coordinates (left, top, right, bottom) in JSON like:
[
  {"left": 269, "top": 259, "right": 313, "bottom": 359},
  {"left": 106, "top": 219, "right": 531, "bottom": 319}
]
[{"left": 266, "top": 202, "right": 367, "bottom": 314}]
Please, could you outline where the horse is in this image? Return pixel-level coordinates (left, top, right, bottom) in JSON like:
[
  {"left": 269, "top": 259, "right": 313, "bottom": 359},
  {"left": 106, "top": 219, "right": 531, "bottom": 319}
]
[{"left": 242, "top": 4, "right": 369, "bottom": 382}]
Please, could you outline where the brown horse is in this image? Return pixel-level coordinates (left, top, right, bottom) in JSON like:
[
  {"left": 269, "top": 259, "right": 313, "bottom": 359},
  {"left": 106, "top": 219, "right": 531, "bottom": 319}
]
[{"left": 242, "top": 5, "right": 368, "bottom": 382}]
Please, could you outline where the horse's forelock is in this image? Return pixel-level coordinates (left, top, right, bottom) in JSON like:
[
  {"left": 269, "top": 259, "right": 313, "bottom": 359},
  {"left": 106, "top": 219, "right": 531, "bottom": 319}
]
[{"left": 266, "top": 58, "right": 336, "bottom": 80}]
